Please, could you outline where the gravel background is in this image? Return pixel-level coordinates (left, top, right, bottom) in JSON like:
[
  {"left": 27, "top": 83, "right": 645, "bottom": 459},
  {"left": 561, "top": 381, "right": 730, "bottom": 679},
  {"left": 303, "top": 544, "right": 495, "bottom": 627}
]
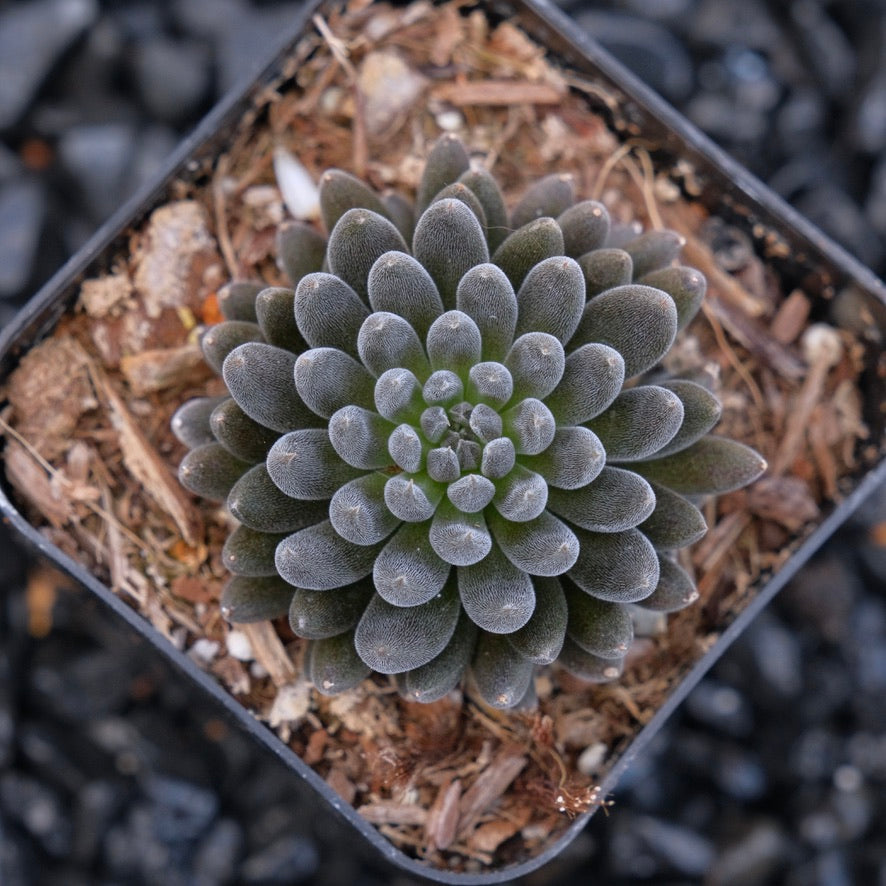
[{"left": 1, "top": 1, "right": 885, "bottom": 883}]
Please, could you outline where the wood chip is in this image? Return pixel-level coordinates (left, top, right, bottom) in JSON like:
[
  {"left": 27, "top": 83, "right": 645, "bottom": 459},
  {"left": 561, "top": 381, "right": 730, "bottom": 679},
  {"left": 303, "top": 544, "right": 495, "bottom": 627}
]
[
  {"left": 469, "top": 806, "right": 532, "bottom": 854},
  {"left": 79, "top": 272, "right": 133, "bottom": 318},
  {"left": 746, "top": 475, "right": 819, "bottom": 531},
  {"left": 770, "top": 289, "right": 812, "bottom": 344},
  {"left": 430, "top": 80, "right": 565, "bottom": 106},
  {"left": 358, "top": 801, "right": 428, "bottom": 827},
  {"left": 240, "top": 621, "right": 297, "bottom": 687},
  {"left": 426, "top": 778, "right": 461, "bottom": 851},
  {"left": 326, "top": 765, "right": 357, "bottom": 806},
  {"left": 94, "top": 370, "right": 202, "bottom": 545},
  {"left": 120, "top": 343, "right": 209, "bottom": 395},
  {"left": 457, "top": 747, "right": 527, "bottom": 836}
]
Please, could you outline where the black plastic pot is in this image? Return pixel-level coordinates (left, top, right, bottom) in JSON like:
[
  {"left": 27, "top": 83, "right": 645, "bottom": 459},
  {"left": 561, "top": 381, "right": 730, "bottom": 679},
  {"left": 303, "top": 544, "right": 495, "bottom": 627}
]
[{"left": 1, "top": 0, "right": 884, "bottom": 882}]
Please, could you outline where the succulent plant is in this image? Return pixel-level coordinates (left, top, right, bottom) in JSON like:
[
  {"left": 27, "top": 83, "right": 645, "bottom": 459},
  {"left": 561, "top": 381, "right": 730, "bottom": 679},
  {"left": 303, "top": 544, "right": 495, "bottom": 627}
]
[{"left": 174, "top": 135, "right": 766, "bottom": 709}]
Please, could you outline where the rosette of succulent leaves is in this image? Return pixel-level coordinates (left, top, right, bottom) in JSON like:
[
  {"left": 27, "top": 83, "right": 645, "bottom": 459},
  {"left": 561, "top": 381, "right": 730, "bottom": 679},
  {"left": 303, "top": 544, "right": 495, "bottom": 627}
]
[{"left": 175, "top": 135, "right": 766, "bottom": 709}]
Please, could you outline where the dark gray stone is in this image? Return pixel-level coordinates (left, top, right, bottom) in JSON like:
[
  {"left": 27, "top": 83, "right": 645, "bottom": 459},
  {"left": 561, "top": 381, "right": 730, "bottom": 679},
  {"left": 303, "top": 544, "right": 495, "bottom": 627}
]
[
  {"left": 145, "top": 775, "right": 219, "bottom": 843},
  {"left": 0, "top": 179, "right": 45, "bottom": 297},
  {"left": 131, "top": 36, "right": 212, "bottom": 124},
  {"left": 0, "top": 0, "right": 99, "bottom": 129},
  {"left": 240, "top": 834, "right": 320, "bottom": 884}
]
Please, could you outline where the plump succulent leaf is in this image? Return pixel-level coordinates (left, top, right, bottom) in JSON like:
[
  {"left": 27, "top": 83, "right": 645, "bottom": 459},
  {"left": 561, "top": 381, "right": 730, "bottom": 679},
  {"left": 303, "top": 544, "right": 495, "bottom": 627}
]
[
  {"left": 329, "top": 472, "right": 400, "bottom": 545},
  {"left": 289, "top": 582, "right": 374, "bottom": 639},
  {"left": 358, "top": 311, "right": 429, "bottom": 378},
  {"left": 387, "top": 423, "right": 424, "bottom": 473},
  {"left": 367, "top": 251, "right": 443, "bottom": 341},
  {"left": 384, "top": 471, "right": 444, "bottom": 523},
  {"left": 505, "top": 333, "right": 565, "bottom": 401},
  {"left": 220, "top": 575, "right": 294, "bottom": 623},
  {"left": 355, "top": 581, "right": 460, "bottom": 673},
  {"left": 327, "top": 405, "right": 395, "bottom": 470},
  {"left": 492, "top": 217, "right": 564, "bottom": 290},
  {"left": 459, "top": 542, "right": 535, "bottom": 633},
  {"left": 427, "top": 445, "right": 461, "bottom": 483},
  {"left": 623, "top": 229, "right": 684, "bottom": 278},
  {"left": 579, "top": 248, "right": 634, "bottom": 298},
  {"left": 275, "top": 222, "right": 327, "bottom": 288},
  {"left": 455, "top": 264, "right": 518, "bottom": 362},
  {"left": 639, "top": 265, "right": 706, "bottom": 331},
  {"left": 488, "top": 509, "right": 579, "bottom": 577},
  {"left": 415, "top": 134, "right": 471, "bottom": 217},
  {"left": 373, "top": 519, "right": 450, "bottom": 607},
  {"left": 218, "top": 281, "right": 262, "bottom": 322},
  {"left": 255, "top": 286, "right": 306, "bottom": 353},
  {"left": 431, "top": 182, "right": 488, "bottom": 229},
  {"left": 429, "top": 498, "right": 492, "bottom": 566},
  {"left": 520, "top": 426, "right": 605, "bottom": 490},
  {"left": 634, "top": 437, "right": 768, "bottom": 495},
  {"left": 179, "top": 443, "right": 252, "bottom": 501},
  {"left": 308, "top": 631, "right": 372, "bottom": 695},
  {"left": 586, "top": 385, "right": 684, "bottom": 462},
  {"left": 572, "top": 284, "right": 678, "bottom": 378},
  {"left": 210, "top": 399, "right": 278, "bottom": 463},
  {"left": 295, "top": 347, "right": 375, "bottom": 418},
  {"left": 327, "top": 208, "right": 408, "bottom": 300},
  {"left": 492, "top": 464, "right": 549, "bottom": 522},
  {"left": 471, "top": 631, "right": 535, "bottom": 709},
  {"left": 637, "top": 481, "right": 707, "bottom": 550},
  {"left": 501, "top": 398, "right": 556, "bottom": 455},
  {"left": 381, "top": 192, "right": 415, "bottom": 242},
  {"left": 545, "top": 343, "right": 625, "bottom": 426},
  {"left": 374, "top": 367, "right": 424, "bottom": 423},
  {"left": 228, "top": 464, "right": 330, "bottom": 534},
  {"left": 171, "top": 396, "right": 227, "bottom": 448},
  {"left": 447, "top": 473, "right": 496, "bottom": 513},
  {"left": 564, "top": 581, "right": 633, "bottom": 659},
  {"left": 547, "top": 466, "right": 655, "bottom": 532},
  {"left": 467, "top": 403, "right": 502, "bottom": 443},
  {"left": 458, "top": 167, "right": 509, "bottom": 252},
  {"left": 466, "top": 361, "right": 513, "bottom": 408},
  {"left": 511, "top": 173, "right": 575, "bottom": 229},
  {"left": 294, "top": 273, "right": 368, "bottom": 357},
  {"left": 557, "top": 200, "right": 610, "bottom": 258},
  {"left": 652, "top": 380, "right": 722, "bottom": 457},
  {"left": 558, "top": 636, "right": 624, "bottom": 682},
  {"left": 201, "top": 321, "right": 264, "bottom": 375},
  {"left": 568, "top": 527, "right": 660, "bottom": 603},
  {"left": 414, "top": 199, "right": 489, "bottom": 308},
  {"left": 403, "top": 610, "right": 477, "bottom": 702},
  {"left": 426, "top": 309, "right": 482, "bottom": 378},
  {"left": 638, "top": 555, "right": 699, "bottom": 612},
  {"left": 506, "top": 577, "right": 568, "bottom": 664},
  {"left": 222, "top": 525, "right": 289, "bottom": 577},
  {"left": 514, "top": 256, "right": 585, "bottom": 344},
  {"left": 276, "top": 520, "right": 384, "bottom": 591},
  {"left": 267, "top": 429, "right": 362, "bottom": 500},
  {"left": 320, "top": 168, "right": 391, "bottom": 233},
  {"left": 223, "top": 343, "right": 319, "bottom": 433},
  {"left": 480, "top": 436, "right": 516, "bottom": 480}
]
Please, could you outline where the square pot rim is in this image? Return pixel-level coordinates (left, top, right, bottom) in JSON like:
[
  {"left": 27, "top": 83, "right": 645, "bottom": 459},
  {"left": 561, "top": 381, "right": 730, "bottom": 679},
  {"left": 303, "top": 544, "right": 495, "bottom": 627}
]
[{"left": 0, "top": 0, "right": 884, "bottom": 882}]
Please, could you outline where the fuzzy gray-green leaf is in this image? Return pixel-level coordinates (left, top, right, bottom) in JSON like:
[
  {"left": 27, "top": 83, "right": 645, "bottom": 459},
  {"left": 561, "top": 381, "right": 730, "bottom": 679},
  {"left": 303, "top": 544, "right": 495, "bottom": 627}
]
[
  {"left": 511, "top": 173, "right": 575, "bottom": 229},
  {"left": 220, "top": 575, "right": 294, "bottom": 623},
  {"left": 201, "top": 321, "right": 264, "bottom": 375},
  {"left": 384, "top": 472, "right": 443, "bottom": 523},
  {"left": 267, "top": 429, "right": 362, "bottom": 500},
  {"left": 471, "top": 632, "right": 535, "bottom": 709},
  {"left": 572, "top": 284, "right": 677, "bottom": 378},
  {"left": 403, "top": 610, "right": 477, "bottom": 702},
  {"left": 557, "top": 200, "right": 610, "bottom": 258},
  {"left": 368, "top": 251, "right": 443, "bottom": 341},
  {"left": 375, "top": 367, "right": 424, "bottom": 423},
  {"left": 640, "top": 265, "right": 706, "bottom": 330},
  {"left": 276, "top": 520, "right": 383, "bottom": 590},
  {"left": 373, "top": 519, "right": 450, "bottom": 607},
  {"left": 634, "top": 437, "right": 768, "bottom": 495},
  {"left": 223, "top": 343, "right": 318, "bottom": 433},
  {"left": 455, "top": 263, "right": 518, "bottom": 362},
  {"left": 358, "top": 311, "right": 429, "bottom": 378},
  {"left": 466, "top": 361, "right": 513, "bottom": 408},
  {"left": 426, "top": 310, "right": 482, "bottom": 378},
  {"left": 255, "top": 286, "right": 307, "bottom": 353},
  {"left": 275, "top": 221, "right": 327, "bottom": 287},
  {"left": 545, "top": 343, "right": 625, "bottom": 426},
  {"left": 568, "top": 527, "right": 660, "bottom": 603},
  {"left": 505, "top": 332, "right": 565, "bottom": 401},
  {"left": 515, "top": 256, "right": 585, "bottom": 344},
  {"left": 564, "top": 581, "right": 633, "bottom": 659},
  {"left": 179, "top": 443, "right": 251, "bottom": 501},
  {"left": 520, "top": 426, "right": 604, "bottom": 490},
  {"left": 294, "top": 273, "right": 368, "bottom": 357},
  {"left": 218, "top": 280, "right": 262, "bottom": 321},
  {"left": 492, "top": 464, "right": 548, "bottom": 522},
  {"left": 210, "top": 398, "right": 277, "bottom": 463},
  {"left": 638, "top": 555, "right": 699, "bottom": 612},
  {"left": 459, "top": 542, "right": 535, "bottom": 633},
  {"left": 547, "top": 466, "right": 655, "bottom": 532},
  {"left": 492, "top": 217, "right": 564, "bottom": 290},
  {"left": 447, "top": 473, "right": 496, "bottom": 513},
  {"left": 328, "top": 405, "right": 395, "bottom": 470},
  {"left": 308, "top": 631, "right": 371, "bottom": 695},
  {"left": 171, "top": 396, "right": 227, "bottom": 448},
  {"left": 559, "top": 637, "right": 623, "bottom": 682},
  {"left": 501, "top": 398, "right": 556, "bottom": 455},
  {"left": 459, "top": 167, "right": 509, "bottom": 252},
  {"left": 488, "top": 509, "right": 579, "bottom": 577},
  {"left": 432, "top": 182, "right": 488, "bottom": 229},
  {"left": 480, "top": 437, "right": 516, "bottom": 480},
  {"left": 413, "top": 199, "right": 489, "bottom": 308},
  {"left": 289, "top": 582, "right": 374, "bottom": 640},
  {"left": 223, "top": 525, "right": 289, "bottom": 577},
  {"left": 329, "top": 473, "right": 400, "bottom": 546},
  {"left": 506, "top": 577, "right": 567, "bottom": 664},
  {"left": 638, "top": 481, "right": 707, "bottom": 549},
  {"left": 228, "top": 464, "right": 330, "bottom": 534},
  {"left": 578, "top": 248, "right": 634, "bottom": 298},
  {"left": 294, "top": 347, "right": 375, "bottom": 418},
  {"left": 586, "top": 385, "right": 684, "bottom": 462},
  {"left": 652, "top": 380, "right": 722, "bottom": 457},
  {"left": 327, "top": 208, "right": 408, "bottom": 301},
  {"left": 429, "top": 498, "right": 492, "bottom": 566},
  {"left": 355, "top": 581, "right": 460, "bottom": 673},
  {"left": 415, "top": 134, "right": 471, "bottom": 217},
  {"left": 319, "top": 168, "right": 391, "bottom": 233},
  {"left": 623, "top": 229, "right": 684, "bottom": 278}
]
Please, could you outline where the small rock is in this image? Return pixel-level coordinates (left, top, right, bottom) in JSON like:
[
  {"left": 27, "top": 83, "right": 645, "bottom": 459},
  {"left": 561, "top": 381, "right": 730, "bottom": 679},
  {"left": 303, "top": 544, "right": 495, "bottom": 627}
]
[
  {"left": 685, "top": 678, "right": 754, "bottom": 737},
  {"left": 240, "top": 834, "right": 320, "bottom": 884},
  {"left": 193, "top": 818, "right": 244, "bottom": 886},
  {"left": 633, "top": 814, "right": 716, "bottom": 877},
  {"left": 0, "top": 179, "right": 46, "bottom": 297},
  {"left": 358, "top": 50, "right": 427, "bottom": 135},
  {"left": 0, "top": 0, "right": 99, "bottom": 128},
  {"left": 145, "top": 775, "right": 218, "bottom": 843},
  {"left": 742, "top": 611, "right": 803, "bottom": 700},
  {"left": 131, "top": 36, "right": 212, "bottom": 124},
  {"left": 0, "top": 772, "right": 72, "bottom": 858},
  {"left": 707, "top": 820, "right": 789, "bottom": 886}
]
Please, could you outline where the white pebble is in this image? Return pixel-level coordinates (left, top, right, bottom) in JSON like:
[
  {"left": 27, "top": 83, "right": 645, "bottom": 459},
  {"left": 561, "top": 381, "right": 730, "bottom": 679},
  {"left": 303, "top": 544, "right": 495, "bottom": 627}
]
[
  {"left": 273, "top": 146, "right": 320, "bottom": 220},
  {"left": 226, "top": 629, "right": 254, "bottom": 661}
]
